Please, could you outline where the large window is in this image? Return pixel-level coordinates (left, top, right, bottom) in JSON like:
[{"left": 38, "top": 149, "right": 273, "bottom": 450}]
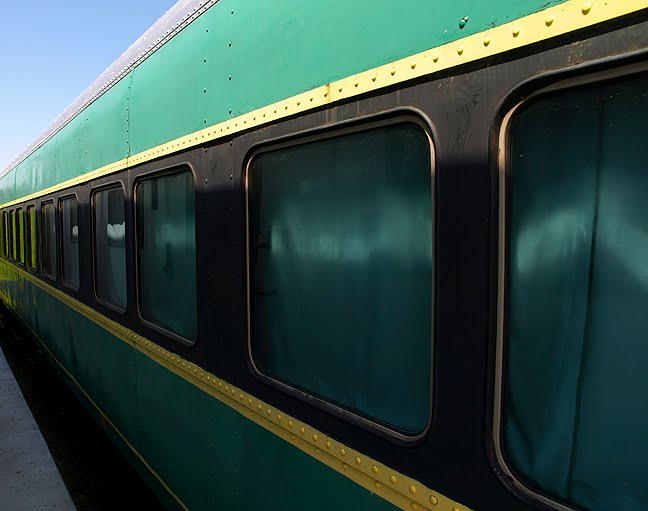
[
  {"left": 136, "top": 169, "right": 196, "bottom": 341},
  {"left": 60, "top": 197, "right": 80, "bottom": 289},
  {"left": 17, "top": 208, "right": 25, "bottom": 265},
  {"left": 42, "top": 201, "right": 57, "bottom": 279},
  {"left": 248, "top": 120, "right": 433, "bottom": 436},
  {"left": 27, "top": 206, "right": 37, "bottom": 271},
  {"left": 93, "top": 186, "right": 126, "bottom": 310},
  {"left": 502, "top": 73, "right": 648, "bottom": 511}
]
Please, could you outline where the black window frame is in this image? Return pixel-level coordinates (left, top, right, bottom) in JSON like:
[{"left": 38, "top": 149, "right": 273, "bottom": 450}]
[
  {"left": 244, "top": 114, "right": 436, "bottom": 442},
  {"left": 133, "top": 164, "right": 198, "bottom": 346},
  {"left": 26, "top": 204, "right": 38, "bottom": 272}
]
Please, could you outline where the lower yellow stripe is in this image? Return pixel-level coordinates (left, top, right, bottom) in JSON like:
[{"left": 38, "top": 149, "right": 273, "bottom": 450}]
[{"left": 0, "top": 259, "right": 471, "bottom": 511}]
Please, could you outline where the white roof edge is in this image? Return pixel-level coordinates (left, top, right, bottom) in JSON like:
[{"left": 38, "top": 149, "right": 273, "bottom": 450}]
[{"left": 1, "top": 0, "right": 218, "bottom": 179}]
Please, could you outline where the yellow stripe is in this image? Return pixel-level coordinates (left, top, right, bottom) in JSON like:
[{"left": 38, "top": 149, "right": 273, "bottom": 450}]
[
  {"left": 1, "top": 0, "right": 647, "bottom": 209},
  {"left": 0, "top": 258, "right": 471, "bottom": 511}
]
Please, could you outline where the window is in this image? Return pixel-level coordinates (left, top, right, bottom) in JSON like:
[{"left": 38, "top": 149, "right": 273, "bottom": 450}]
[
  {"left": 502, "top": 73, "right": 648, "bottom": 511},
  {"left": 136, "top": 169, "right": 196, "bottom": 341},
  {"left": 60, "top": 197, "right": 80, "bottom": 289},
  {"left": 1, "top": 211, "right": 6, "bottom": 258},
  {"left": 247, "top": 120, "right": 433, "bottom": 436},
  {"left": 10, "top": 209, "right": 16, "bottom": 261},
  {"left": 17, "top": 208, "right": 25, "bottom": 265},
  {"left": 93, "top": 186, "right": 126, "bottom": 310},
  {"left": 42, "top": 201, "right": 57, "bottom": 279},
  {"left": 27, "top": 206, "right": 37, "bottom": 271}
]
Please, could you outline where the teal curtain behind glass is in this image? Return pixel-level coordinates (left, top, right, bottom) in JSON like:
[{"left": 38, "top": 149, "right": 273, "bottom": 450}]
[
  {"left": 61, "top": 198, "right": 79, "bottom": 289},
  {"left": 249, "top": 122, "right": 432, "bottom": 435},
  {"left": 137, "top": 170, "right": 197, "bottom": 341},
  {"left": 506, "top": 74, "right": 648, "bottom": 510}
]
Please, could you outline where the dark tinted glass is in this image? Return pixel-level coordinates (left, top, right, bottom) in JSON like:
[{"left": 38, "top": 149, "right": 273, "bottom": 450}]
[
  {"left": 27, "top": 206, "right": 37, "bottom": 271},
  {"left": 505, "top": 74, "right": 648, "bottom": 511},
  {"left": 42, "top": 202, "right": 57, "bottom": 278},
  {"left": 93, "top": 187, "right": 126, "bottom": 309},
  {"left": 17, "top": 208, "right": 25, "bottom": 265},
  {"left": 248, "top": 122, "right": 433, "bottom": 434},
  {"left": 60, "top": 197, "right": 80, "bottom": 289},
  {"left": 136, "top": 170, "right": 197, "bottom": 341}
]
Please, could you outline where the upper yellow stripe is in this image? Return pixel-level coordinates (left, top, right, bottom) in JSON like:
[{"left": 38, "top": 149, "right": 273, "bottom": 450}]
[
  {"left": 0, "top": 256, "right": 470, "bottom": 511},
  {"left": 1, "top": 0, "right": 647, "bottom": 209}
]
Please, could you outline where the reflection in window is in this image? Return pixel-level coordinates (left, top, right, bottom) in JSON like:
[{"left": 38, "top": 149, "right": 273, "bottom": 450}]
[
  {"left": 248, "top": 122, "right": 433, "bottom": 435},
  {"left": 60, "top": 197, "right": 79, "bottom": 288},
  {"left": 42, "top": 202, "right": 57, "bottom": 278},
  {"left": 17, "top": 208, "right": 25, "bottom": 265},
  {"left": 504, "top": 74, "right": 648, "bottom": 511},
  {"left": 27, "top": 206, "right": 37, "bottom": 271},
  {"left": 93, "top": 187, "right": 126, "bottom": 309},
  {"left": 136, "top": 170, "right": 196, "bottom": 341}
]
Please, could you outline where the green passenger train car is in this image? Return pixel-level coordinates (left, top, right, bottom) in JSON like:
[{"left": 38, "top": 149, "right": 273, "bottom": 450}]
[{"left": 2, "top": 1, "right": 648, "bottom": 510}]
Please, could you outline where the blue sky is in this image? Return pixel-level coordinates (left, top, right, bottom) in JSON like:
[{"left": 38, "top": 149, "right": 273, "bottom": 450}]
[{"left": 0, "top": 0, "right": 178, "bottom": 171}]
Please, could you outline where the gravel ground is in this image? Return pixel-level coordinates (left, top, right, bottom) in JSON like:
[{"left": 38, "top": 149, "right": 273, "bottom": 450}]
[{"left": 0, "top": 308, "right": 165, "bottom": 511}]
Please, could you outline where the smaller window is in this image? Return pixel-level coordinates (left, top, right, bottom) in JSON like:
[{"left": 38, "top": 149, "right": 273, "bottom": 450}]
[
  {"left": 27, "top": 206, "right": 37, "bottom": 271},
  {"left": 60, "top": 197, "right": 80, "bottom": 289},
  {"left": 1, "top": 211, "right": 6, "bottom": 258},
  {"left": 17, "top": 208, "right": 25, "bottom": 265},
  {"left": 42, "top": 201, "right": 57, "bottom": 279},
  {"left": 93, "top": 186, "right": 127, "bottom": 310},
  {"left": 10, "top": 210, "right": 17, "bottom": 261}
]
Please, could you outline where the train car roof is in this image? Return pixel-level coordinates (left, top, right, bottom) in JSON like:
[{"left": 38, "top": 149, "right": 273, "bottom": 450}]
[{"left": 1, "top": 0, "right": 214, "bottom": 178}]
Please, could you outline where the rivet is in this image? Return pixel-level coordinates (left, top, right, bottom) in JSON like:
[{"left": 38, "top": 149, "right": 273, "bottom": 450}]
[
  {"left": 375, "top": 482, "right": 381, "bottom": 489},
  {"left": 267, "top": 409, "right": 272, "bottom": 415},
  {"left": 409, "top": 485, "right": 416, "bottom": 494},
  {"left": 247, "top": 398, "right": 252, "bottom": 405},
  {"left": 340, "top": 448, "right": 346, "bottom": 456},
  {"left": 257, "top": 404, "right": 262, "bottom": 410},
  {"left": 372, "top": 465, "right": 379, "bottom": 474},
  {"left": 218, "top": 382, "right": 223, "bottom": 388},
  {"left": 355, "top": 457, "right": 362, "bottom": 465},
  {"left": 316, "top": 448, "right": 321, "bottom": 454},
  {"left": 457, "top": 46, "right": 464, "bottom": 55},
  {"left": 343, "top": 463, "right": 349, "bottom": 470},
  {"left": 412, "top": 504, "right": 418, "bottom": 511},
  {"left": 313, "top": 434, "right": 318, "bottom": 441},
  {"left": 300, "top": 427, "right": 305, "bottom": 434},
  {"left": 239, "top": 394, "right": 243, "bottom": 400},
  {"left": 291, "top": 434, "right": 296, "bottom": 440},
  {"left": 371, "top": 73, "right": 377, "bottom": 81},
  {"left": 390, "top": 475, "right": 397, "bottom": 484},
  {"left": 512, "top": 26, "right": 521, "bottom": 37},
  {"left": 354, "top": 79, "right": 359, "bottom": 87},
  {"left": 452, "top": 508, "right": 460, "bottom": 511},
  {"left": 231, "top": 389, "right": 235, "bottom": 395},
  {"left": 390, "top": 68, "right": 396, "bottom": 76},
  {"left": 410, "top": 61, "right": 416, "bottom": 69},
  {"left": 545, "top": 15, "right": 555, "bottom": 26},
  {"left": 288, "top": 420, "right": 294, "bottom": 428},
  {"left": 277, "top": 415, "right": 282, "bottom": 421},
  {"left": 325, "top": 441, "right": 331, "bottom": 449},
  {"left": 429, "top": 496, "right": 438, "bottom": 505},
  {"left": 483, "top": 36, "right": 491, "bottom": 46},
  {"left": 432, "top": 54, "right": 439, "bottom": 62},
  {"left": 582, "top": 2, "right": 592, "bottom": 14},
  {"left": 224, "top": 385, "right": 228, "bottom": 391}
]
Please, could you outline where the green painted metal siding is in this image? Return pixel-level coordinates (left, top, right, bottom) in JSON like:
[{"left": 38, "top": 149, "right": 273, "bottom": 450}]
[{"left": 1, "top": 0, "right": 568, "bottom": 202}]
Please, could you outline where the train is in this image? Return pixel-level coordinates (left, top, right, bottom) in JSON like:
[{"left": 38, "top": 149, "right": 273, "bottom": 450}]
[{"left": 1, "top": 1, "right": 647, "bottom": 510}]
